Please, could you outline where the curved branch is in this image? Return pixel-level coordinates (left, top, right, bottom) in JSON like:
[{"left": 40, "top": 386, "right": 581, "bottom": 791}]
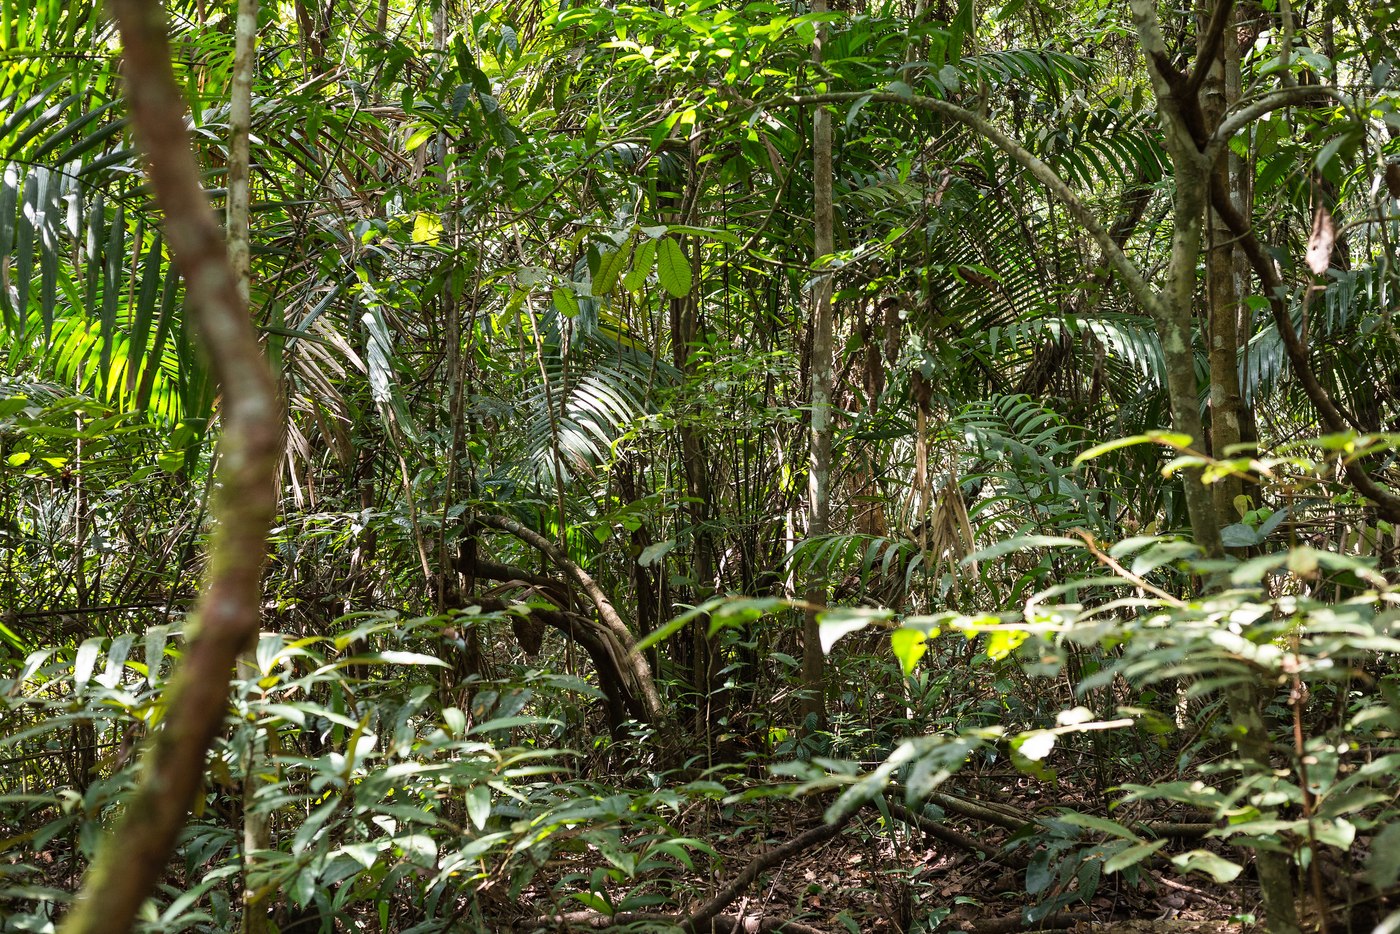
[
  {"left": 62, "top": 1, "right": 283, "bottom": 931},
  {"left": 463, "top": 597, "right": 647, "bottom": 726},
  {"left": 458, "top": 551, "right": 573, "bottom": 608},
  {"left": 476, "top": 515, "right": 663, "bottom": 721},
  {"left": 781, "top": 91, "right": 1165, "bottom": 320},
  {"left": 1205, "top": 85, "right": 1342, "bottom": 167},
  {"left": 1207, "top": 176, "right": 1400, "bottom": 523}
]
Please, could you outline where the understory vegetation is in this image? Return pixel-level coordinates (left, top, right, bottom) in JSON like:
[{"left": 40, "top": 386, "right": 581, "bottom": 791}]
[{"left": 2, "top": 0, "right": 1400, "bottom": 932}]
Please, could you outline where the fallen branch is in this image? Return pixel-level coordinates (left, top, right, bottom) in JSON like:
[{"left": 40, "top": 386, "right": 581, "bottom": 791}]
[
  {"left": 926, "top": 792, "right": 1031, "bottom": 833},
  {"left": 518, "top": 911, "right": 829, "bottom": 933},
  {"left": 877, "top": 798, "right": 1001, "bottom": 861},
  {"left": 961, "top": 912, "right": 1096, "bottom": 933},
  {"left": 681, "top": 812, "right": 856, "bottom": 933}
]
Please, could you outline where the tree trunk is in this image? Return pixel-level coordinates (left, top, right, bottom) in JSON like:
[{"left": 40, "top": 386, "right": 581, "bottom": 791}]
[
  {"left": 802, "top": 0, "right": 834, "bottom": 731},
  {"left": 1129, "top": 4, "right": 1299, "bottom": 929},
  {"left": 62, "top": 1, "right": 284, "bottom": 931},
  {"left": 1201, "top": 2, "right": 1247, "bottom": 527},
  {"left": 224, "top": 4, "right": 274, "bottom": 932}
]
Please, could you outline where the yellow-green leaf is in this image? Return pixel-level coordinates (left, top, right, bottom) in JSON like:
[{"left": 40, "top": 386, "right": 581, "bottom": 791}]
[
  {"left": 890, "top": 627, "right": 927, "bottom": 675},
  {"left": 412, "top": 212, "right": 442, "bottom": 245}
]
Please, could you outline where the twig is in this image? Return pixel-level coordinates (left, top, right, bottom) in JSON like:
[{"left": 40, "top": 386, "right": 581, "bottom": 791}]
[{"left": 1072, "top": 530, "right": 1186, "bottom": 607}]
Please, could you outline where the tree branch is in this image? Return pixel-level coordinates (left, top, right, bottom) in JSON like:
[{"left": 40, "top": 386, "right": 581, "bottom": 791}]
[
  {"left": 61, "top": 1, "right": 283, "bottom": 932},
  {"left": 781, "top": 92, "right": 1165, "bottom": 320},
  {"left": 1208, "top": 177, "right": 1400, "bottom": 523},
  {"left": 1185, "top": 0, "right": 1235, "bottom": 97},
  {"left": 475, "top": 515, "right": 662, "bottom": 721},
  {"left": 681, "top": 812, "right": 856, "bottom": 933},
  {"left": 461, "top": 596, "right": 646, "bottom": 725},
  {"left": 1205, "top": 85, "right": 1342, "bottom": 167}
]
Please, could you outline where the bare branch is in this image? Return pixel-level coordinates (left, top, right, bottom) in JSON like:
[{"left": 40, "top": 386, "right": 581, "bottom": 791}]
[
  {"left": 781, "top": 91, "right": 1165, "bottom": 320},
  {"left": 476, "top": 514, "right": 663, "bottom": 721},
  {"left": 1184, "top": 0, "right": 1235, "bottom": 97},
  {"left": 1205, "top": 85, "right": 1343, "bottom": 166},
  {"left": 60, "top": 1, "right": 282, "bottom": 931}
]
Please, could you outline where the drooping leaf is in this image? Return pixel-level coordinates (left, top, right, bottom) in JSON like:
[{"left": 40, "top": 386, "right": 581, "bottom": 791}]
[{"left": 656, "top": 236, "right": 691, "bottom": 298}]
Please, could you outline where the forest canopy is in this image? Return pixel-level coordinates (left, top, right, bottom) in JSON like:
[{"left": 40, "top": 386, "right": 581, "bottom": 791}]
[{"left": 2, "top": 0, "right": 1400, "bottom": 932}]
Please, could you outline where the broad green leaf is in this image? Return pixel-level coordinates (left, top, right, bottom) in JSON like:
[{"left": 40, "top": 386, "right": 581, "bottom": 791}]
[
  {"left": 1367, "top": 823, "right": 1400, "bottom": 889},
  {"left": 466, "top": 785, "right": 491, "bottom": 830},
  {"left": 1012, "top": 730, "right": 1056, "bottom": 762},
  {"left": 623, "top": 238, "right": 656, "bottom": 291},
  {"left": 96, "top": 634, "right": 134, "bottom": 689},
  {"left": 569, "top": 892, "right": 612, "bottom": 914},
  {"left": 1104, "top": 839, "right": 1167, "bottom": 874},
  {"left": 964, "top": 535, "right": 1080, "bottom": 563},
  {"left": 552, "top": 286, "right": 579, "bottom": 318},
  {"left": 1219, "top": 523, "right": 1263, "bottom": 548},
  {"left": 412, "top": 213, "right": 442, "bottom": 245},
  {"left": 145, "top": 625, "right": 168, "bottom": 686},
  {"left": 1055, "top": 812, "right": 1142, "bottom": 841},
  {"left": 818, "top": 606, "right": 892, "bottom": 654},
  {"left": 656, "top": 237, "right": 692, "bottom": 297},
  {"left": 981, "top": 629, "right": 1029, "bottom": 661},
  {"left": 1075, "top": 431, "right": 1193, "bottom": 465},
  {"left": 443, "top": 707, "right": 466, "bottom": 736},
  {"left": 1171, "top": 850, "right": 1242, "bottom": 883},
  {"left": 637, "top": 540, "right": 675, "bottom": 567},
  {"left": 1056, "top": 706, "right": 1094, "bottom": 726}
]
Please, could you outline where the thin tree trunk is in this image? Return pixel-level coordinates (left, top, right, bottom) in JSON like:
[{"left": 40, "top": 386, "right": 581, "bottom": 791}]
[
  {"left": 1128, "top": 3, "right": 1298, "bottom": 930},
  {"left": 1127, "top": 0, "right": 1223, "bottom": 558},
  {"left": 61, "top": 1, "right": 283, "bottom": 932},
  {"left": 802, "top": 0, "right": 835, "bottom": 731},
  {"left": 1201, "top": 1, "right": 1246, "bottom": 526},
  {"left": 224, "top": 3, "right": 274, "bottom": 931}
]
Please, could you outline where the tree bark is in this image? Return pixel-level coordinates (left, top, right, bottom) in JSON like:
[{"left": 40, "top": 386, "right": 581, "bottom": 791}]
[
  {"left": 475, "top": 514, "right": 663, "bottom": 723},
  {"left": 61, "top": 1, "right": 283, "bottom": 932},
  {"left": 1128, "top": 3, "right": 1299, "bottom": 929},
  {"left": 1127, "top": 0, "right": 1223, "bottom": 557},
  {"left": 223, "top": 4, "right": 274, "bottom": 932},
  {"left": 1200, "top": 1, "right": 1247, "bottom": 526},
  {"left": 802, "top": 0, "right": 834, "bottom": 731}
]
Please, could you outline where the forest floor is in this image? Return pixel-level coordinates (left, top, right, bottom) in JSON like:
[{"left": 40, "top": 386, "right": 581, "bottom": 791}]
[{"left": 509, "top": 794, "right": 1272, "bottom": 933}]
